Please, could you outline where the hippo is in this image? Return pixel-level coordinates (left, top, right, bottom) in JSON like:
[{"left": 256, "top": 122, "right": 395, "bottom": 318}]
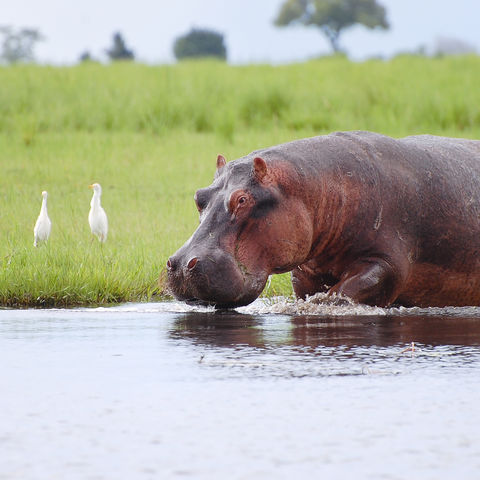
[{"left": 167, "top": 131, "right": 480, "bottom": 308}]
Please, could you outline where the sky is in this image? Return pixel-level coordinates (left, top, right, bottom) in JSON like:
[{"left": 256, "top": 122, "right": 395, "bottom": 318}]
[{"left": 3, "top": 0, "right": 479, "bottom": 64}]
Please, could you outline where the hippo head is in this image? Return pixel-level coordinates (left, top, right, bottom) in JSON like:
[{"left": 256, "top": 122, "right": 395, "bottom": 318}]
[{"left": 167, "top": 154, "right": 313, "bottom": 308}]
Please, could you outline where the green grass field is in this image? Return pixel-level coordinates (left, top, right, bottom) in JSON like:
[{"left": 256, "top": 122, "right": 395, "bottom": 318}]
[{"left": 1, "top": 55, "right": 479, "bottom": 306}]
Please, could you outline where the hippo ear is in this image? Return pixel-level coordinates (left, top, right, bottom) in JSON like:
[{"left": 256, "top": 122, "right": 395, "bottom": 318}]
[
  {"left": 216, "top": 154, "right": 226, "bottom": 170},
  {"left": 253, "top": 157, "right": 267, "bottom": 182}
]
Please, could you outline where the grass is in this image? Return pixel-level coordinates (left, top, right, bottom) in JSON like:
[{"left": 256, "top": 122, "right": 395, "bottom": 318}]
[{"left": 0, "top": 55, "right": 479, "bottom": 307}]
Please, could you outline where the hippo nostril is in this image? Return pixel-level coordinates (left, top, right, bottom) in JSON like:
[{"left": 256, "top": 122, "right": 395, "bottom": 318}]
[
  {"left": 166, "top": 258, "right": 175, "bottom": 271},
  {"left": 187, "top": 257, "right": 198, "bottom": 270}
]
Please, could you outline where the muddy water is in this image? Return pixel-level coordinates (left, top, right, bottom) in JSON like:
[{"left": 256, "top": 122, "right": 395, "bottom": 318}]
[{"left": 1, "top": 298, "right": 480, "bottom": 479}]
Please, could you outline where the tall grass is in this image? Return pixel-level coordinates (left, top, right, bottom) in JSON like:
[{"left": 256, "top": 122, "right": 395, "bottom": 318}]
[
  {"left": 0, "top": 56, "right": 479, "bottom": 306},
  {"left": 2, "top": 55, "right": 479, "bottom": 140}
]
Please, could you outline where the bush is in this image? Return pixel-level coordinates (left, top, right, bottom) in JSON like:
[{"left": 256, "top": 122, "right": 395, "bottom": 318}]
[{"left": 173, "top": 28, "right": 227, "bottom": 61}]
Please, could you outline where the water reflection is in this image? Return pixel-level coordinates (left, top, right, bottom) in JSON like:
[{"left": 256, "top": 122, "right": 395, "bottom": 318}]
[
  {"left": 170, "top": 311, "right": 265, "bottom": 347},
  {"left": 168, "top": 311, "right": 480, "bottom": 379},
  {"left": 170, "top": 311, "right": 480, "bottom": 349}
]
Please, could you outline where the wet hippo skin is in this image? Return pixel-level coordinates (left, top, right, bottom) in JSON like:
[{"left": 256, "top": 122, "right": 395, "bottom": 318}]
[{"left": 167, "top": 131, "right": 480, "bottom": 308}]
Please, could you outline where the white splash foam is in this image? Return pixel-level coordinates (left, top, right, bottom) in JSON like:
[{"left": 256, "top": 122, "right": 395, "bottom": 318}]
[
  {"left": 238, "top": 293, "right": 388, "bottom": 316},
  {"left": 239, "top": 293, "right": 480, "bottom": 317},
  {"left": 82, "top": 301, "right": 215, "bottom": 314},
  {"left": 74, "top": 294, "right": 480, "bottom": 317}
]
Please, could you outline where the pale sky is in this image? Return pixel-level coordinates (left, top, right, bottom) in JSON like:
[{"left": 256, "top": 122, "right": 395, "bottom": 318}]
[{"left": 3, "top": 0, "right": 479, "bottom": 64}]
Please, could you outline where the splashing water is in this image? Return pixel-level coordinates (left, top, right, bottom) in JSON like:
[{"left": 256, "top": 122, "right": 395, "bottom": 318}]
[
  {"left": 240, "top": 292, "right": 387, "bottom": 316},
  {"left": 239, "top": 293, "right": 480, "bottom": 317},
  {"left": 77, "top": 293, "right": 480, "bottom": 317}
]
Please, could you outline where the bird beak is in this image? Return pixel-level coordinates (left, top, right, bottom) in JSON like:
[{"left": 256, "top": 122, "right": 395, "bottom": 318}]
[{"left": 89, "top": 184, "right": 94, "bottom": 189}]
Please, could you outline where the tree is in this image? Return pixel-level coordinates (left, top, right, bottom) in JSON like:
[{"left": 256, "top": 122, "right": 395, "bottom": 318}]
[
  {"left": 79, "top": 50, "right": 95, "bottom": 62},
  {"left": 173, "top": 28, "right": 227, "bottom": 61},
  {"left": 0, "top": 26, "right": 44, "bottom": 64},
  {"left": 433, "top": 36, "right": 477, "bottom": 57},
  {"left": 274, "top": 0, "right": 389, "bottom": 54},
  {"left": 105, "top": 32, "right": 134, "bottom": 61}
]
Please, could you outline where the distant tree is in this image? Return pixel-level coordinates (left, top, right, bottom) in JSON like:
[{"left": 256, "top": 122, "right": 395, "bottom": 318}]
[
  {"left": 274, "top": 0, "right": 389, "bottom": 54},
  {"left": 173, "top": 28, "right": 227, "bottom": 61},
  {"left": 0, "top": 26, "right": 44, "bottom": 64},
  {"left": 433, "top": 36, "right": 477, "bottom": 57},
  {"left": 79, "top": 50, "right": 94, "bottom": 62},
  {"left": 105, "top": 32, "right": 134, "bottom": 61}
]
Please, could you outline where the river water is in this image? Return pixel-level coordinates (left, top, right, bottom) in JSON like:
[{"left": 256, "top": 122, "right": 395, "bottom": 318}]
[{"left": 1, "top": 297, "right": 480, "bottom": 479}]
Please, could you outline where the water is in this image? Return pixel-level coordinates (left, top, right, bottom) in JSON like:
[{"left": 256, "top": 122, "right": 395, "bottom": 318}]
[{"left": 1, "top": 297, "right": 480, "bottom": 479}]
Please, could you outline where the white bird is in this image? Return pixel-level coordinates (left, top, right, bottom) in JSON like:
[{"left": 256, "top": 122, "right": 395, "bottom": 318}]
[
  {"left": 88, "top": 183, "right": 108, "bottom": 243},
  {"left": 33, "top": 190, "right": 52, "bottom": 247}
]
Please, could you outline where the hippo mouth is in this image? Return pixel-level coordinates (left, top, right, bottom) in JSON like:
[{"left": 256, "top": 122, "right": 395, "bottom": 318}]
[
  {"left": 166, "top": 252, "right": 268, "bottom": 309},
  {"left": 183, "top": 296, "right": 257, "bottom": 310},
  {"left": 167, "top": 273, "right": 267, "bottom": 309}
]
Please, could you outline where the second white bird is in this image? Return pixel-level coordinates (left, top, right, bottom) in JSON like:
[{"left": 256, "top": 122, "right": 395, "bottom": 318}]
[
  {"left": 34, "top": 190, "right": 52, "bottom": 247},
  {"left": 88, "top": 183, "right": 108, "bottom": 243}
]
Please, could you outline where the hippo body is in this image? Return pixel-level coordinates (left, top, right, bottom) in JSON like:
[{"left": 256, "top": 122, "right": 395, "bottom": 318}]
[{"left": 167, "top": 131, "right": 480, "bottom": 308}]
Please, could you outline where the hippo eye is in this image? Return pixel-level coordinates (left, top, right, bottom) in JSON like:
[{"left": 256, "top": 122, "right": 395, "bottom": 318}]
[{"left": 229, "top": 190, "right": 250, "bottom": 215}]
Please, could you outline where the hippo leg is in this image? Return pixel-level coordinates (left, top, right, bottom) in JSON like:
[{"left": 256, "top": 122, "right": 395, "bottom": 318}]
[
  {"left": 291, "top": 267, "right": 338, "bottom": 299},
  {"left": 327, "top": 257, "right": 406, "bottom": 307}
]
